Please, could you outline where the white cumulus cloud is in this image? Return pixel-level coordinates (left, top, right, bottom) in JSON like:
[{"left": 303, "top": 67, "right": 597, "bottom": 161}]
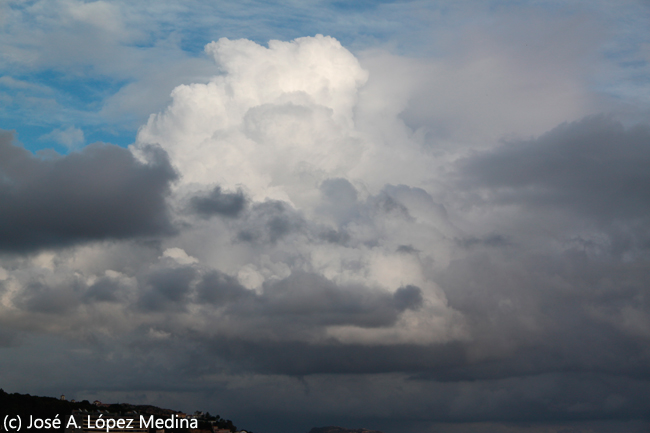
[{"left": 129, "top": 35, "right": 467, "bottom": 345}]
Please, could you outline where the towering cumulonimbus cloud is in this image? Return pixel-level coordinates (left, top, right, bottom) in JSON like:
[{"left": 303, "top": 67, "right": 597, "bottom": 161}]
[
  {"left": 134, "top": 35, "right": 439, "bottom": 204},
  {"left": 2, "top": 31, "right": 650, "bottom": 433},
  {"left": 130, "top": 34, "right": 465, "bottom": 346},
  {"left": 0, "top": 35, "right": 466, "bottom": 352},
  {"left": 136, "top": 35, "right": 370, "bottom": 203}
]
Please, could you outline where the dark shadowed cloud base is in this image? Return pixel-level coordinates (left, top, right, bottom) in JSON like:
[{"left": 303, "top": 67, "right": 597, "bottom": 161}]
[{"left": 0, "top": 131, "right": 176, "bottom": 252}]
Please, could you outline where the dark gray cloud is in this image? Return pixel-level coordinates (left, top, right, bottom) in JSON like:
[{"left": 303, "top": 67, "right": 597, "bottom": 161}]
[
  {"left": 138, "top": 267, "right": 424, "bottom": 335},
  {"left": 434, "top": 249, "right": 650, "bottom": 382},
  {"left": 254, "top": 273, "right": 423, "bottom": 328},
  {"left": 0, "top": 328, "right": 20, "bottom": 348},
  {"left": 0, "top": 130, "right": 177, "bottom": 252},
  {"left": 200, "top": 338, "right": 464, "bottom": 376},
  {"left": 319, "top": 178, "right": 360, "bottom": 225},
  {"left": 2, "top": 240, "right": 650, "bottom": 433},
  {"left": 84, "top": 276, "right": 125, "bottom": 303},
  {"left": 396, "top": 244, "right": 419, "bottom": 254},
  {"left": 197, "top": 270, "right": 254, "bottom": 304},
  {"left": 236, "top": 200, "right": 306, "bottom": 244},
  {"left": 190, "top": 186, "right": 246, "bottom": 218},
  {"left": 392, "top": 285, "right": 423, "bottom": 311},
  {"left": 137, "top": 265, "right": 197, "bottom": 312},
  {"left": 454, "top": 233, "right": 509, "bottom": 249},
  {"left": 455, "top": 116, "right": 650, "bottom": 261},
  {"left": 15, "top": 277, "right": 84, "bottom": 315},
  {"left": 458, "top": 116, "right": 650, "bottom": 223},
  {"left": 318, "top": 228, "right": 351, "bottom": 245}
]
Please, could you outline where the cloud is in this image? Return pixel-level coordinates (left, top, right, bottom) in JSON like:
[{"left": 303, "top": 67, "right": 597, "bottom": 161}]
[
  {"left": 128, "top": 35, "right": 650, "bottom": 427},
  {"left": 0, "top": 130, "right": 177, "bottom": 251},
  {"left": 135, "top": 35, "right": 370, "bottom": 202},
  {"left": 234, "top": 200, "right": 307, "bottom": 245},
  {"left": 137, "top": 265, "right": 197, "bottom": 312},
  {"left": 456, "top": 115, "right": 650, "bottom": 257},
  {"left": 0, "top": 76, "right": 53, "bottom": 93},
  {"left": 435, "top": 250, "right": 650, "bottom": 376},
  {"left": 189, "top": 186, "right": 246, "bottom": 219},
  {"left": 39, "top": 125, "right": 85, "bottom": 149},
  {"left": 458, "top": 115, "right": 650, "bottom": 219},
  {"left": 1, "top": 25, "right": 650, "bottom": 433}
]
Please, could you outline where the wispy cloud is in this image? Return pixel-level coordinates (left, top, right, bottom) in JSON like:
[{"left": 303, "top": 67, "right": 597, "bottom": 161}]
[{"left": 39, "top": 125, "right": 85, "bottom": 149}]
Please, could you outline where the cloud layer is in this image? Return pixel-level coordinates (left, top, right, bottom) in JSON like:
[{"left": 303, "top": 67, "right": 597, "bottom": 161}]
[{"left": 1, "top": 26, "right": 650, "bottom": 433}]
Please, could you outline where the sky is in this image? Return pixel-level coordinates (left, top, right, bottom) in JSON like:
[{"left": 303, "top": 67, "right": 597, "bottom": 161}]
[{"left": 1, "top": 1, "right": 650, "bottom": 432}]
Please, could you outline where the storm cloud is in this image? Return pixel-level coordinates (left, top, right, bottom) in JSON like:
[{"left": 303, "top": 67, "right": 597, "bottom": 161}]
[
  {"left": 1, "top": 6, "right": 649, "bottom": 432},
  {"left": 458, "top": 115, "right": 650, "bottom": 222},
  {"left": 190, "top": 186, "right": 246, "bottom": 218},
  {"left": 0, "top": 131, "right": 177, "bottom": 251}
]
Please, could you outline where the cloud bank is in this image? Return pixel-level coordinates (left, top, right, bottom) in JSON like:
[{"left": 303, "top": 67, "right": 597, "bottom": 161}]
[
  {"left": 0, "top": 131, "right": 176, "bottom": 252},
  {"left": 1, "top": 31, "right": 650, "bottom": 433}
]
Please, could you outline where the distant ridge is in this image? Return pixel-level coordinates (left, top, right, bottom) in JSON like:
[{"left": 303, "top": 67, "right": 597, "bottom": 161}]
[{"left": 307, "top": 427, "right": 384, "bottom": 433}]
